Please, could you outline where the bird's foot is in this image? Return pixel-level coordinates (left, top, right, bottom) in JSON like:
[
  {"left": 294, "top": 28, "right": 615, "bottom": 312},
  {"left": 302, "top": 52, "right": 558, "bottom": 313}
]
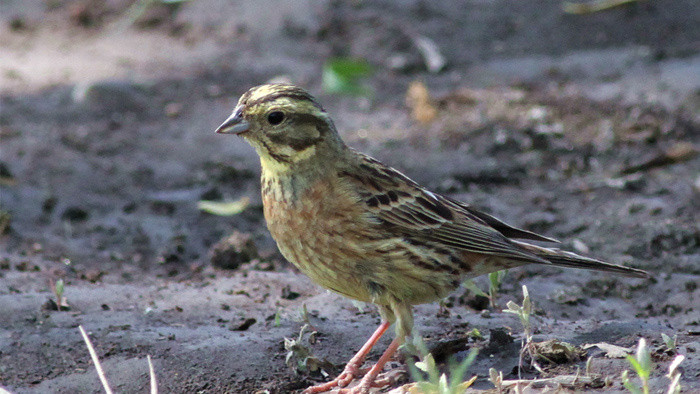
[
  {"left": 301, "top": 365, "right": 369, "bottom": 394},
  {"left": 336, "top": 370, "right": 398, "bottom": 394}
]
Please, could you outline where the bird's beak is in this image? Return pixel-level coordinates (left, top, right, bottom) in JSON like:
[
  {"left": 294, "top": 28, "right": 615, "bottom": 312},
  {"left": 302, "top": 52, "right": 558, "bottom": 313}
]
[{"left": 216, "top": 106, "right": 250, "bottom": 135}]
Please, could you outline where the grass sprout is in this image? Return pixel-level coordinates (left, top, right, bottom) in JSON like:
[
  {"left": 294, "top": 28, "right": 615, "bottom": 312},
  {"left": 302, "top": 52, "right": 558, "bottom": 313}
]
[
  {"left": 50, "top": 278, "right": 69, "bottom": 311},
  {"left": 622, "top": 338, "right": 652, "bottom": 394},
  {"left": 408, "top": 336, "right": 478, "bottom": 394},
  {"left": 464, "top": 269, "right": 507, "bottom": 308}
]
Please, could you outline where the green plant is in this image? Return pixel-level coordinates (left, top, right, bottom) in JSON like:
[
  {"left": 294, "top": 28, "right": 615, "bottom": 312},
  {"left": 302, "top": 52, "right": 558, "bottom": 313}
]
[
  {"left": 488, "top": 367, "right": 504, "bottom": 393},
  {"left": 322, "top": 58, "right": 373, "bottom": 96},
  {"left": 274, "top": 308, "right": 282, "bottom": 328},
  {"left": 621, "top": 338, "right": 652, "bottom": 394},
  {"left": 503, "top": 285, "right": 545, "bottom": 374},
  {"left": 284, "top": 324, "right": 327, "bottom": 375},
  {"left": 51, "top": 278, "right": 68, "bottom": 311},
  {"left": 661, "top": 333, "right": 677, "bottom": 353},
  {"left": 464, "top": 269, "right": 507, "bottom": 308},
  {"left": 408, "top": 337, "right": 478, "bottom": 394},
  {"left": 503, "top": 285, "right": 532, "bottom": 342}
]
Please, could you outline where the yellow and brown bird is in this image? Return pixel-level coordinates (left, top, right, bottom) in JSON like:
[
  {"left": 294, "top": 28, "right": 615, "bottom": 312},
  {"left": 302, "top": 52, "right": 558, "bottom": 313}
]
[{"left": 216, "top": 84, "right": 648, "bottom": 393}]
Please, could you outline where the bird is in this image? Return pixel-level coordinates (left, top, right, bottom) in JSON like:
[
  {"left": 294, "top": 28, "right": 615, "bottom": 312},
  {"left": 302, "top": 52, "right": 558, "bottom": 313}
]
[{"left": 215, "top": 84, "right": 649, "bottom": 393}]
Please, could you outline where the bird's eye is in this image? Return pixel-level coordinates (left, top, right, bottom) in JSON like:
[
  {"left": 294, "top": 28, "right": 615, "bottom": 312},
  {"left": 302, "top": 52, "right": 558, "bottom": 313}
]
[{"left": 267, "top": 111, "right": 285, "bottom": 125}]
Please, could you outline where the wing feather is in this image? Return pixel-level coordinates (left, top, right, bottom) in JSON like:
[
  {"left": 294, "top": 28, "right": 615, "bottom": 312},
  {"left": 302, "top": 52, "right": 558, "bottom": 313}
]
[{"left": 344, "top": 153, "right": 550, "bottom": 264}]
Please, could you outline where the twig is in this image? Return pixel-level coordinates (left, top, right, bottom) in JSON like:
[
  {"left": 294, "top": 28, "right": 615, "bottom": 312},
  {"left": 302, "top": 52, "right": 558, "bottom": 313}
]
[
  {"left": 563, "top": 0, "right": 640, "bottom": 15},
  {"left": 147, "top": 355, "right": 158, "bottom": 394},
  {"left": 502, "top": 375, "right": 601, "bottom": 388},
  {"left": 78, "top": 325, "right": 113, "bottom": 394}
]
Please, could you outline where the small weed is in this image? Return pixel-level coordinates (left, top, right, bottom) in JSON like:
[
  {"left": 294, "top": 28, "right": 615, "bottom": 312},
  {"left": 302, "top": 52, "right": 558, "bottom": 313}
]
[
  {"left": 322, "top": 58, "right": 373, "bottom": 96},
  {"left": 408, "top": 337, "right": 478, "bottom": 394},
  {"left": 464, "top": 269, "right": 507, "bottom": 308},
  {"left": 503, "top": 285, "right": 545, "bottom": 374},
  {"left": 488, "top": 367, "right": 504, "bottom": 393},
  {"left": 51, "top": 279, "right": 69, "bottom": 311},
  {"left": 621, "top": 338, "right": 652, "bottom": 394},
  {"left": 284, "top": 324, "right": 330, "bottom": 376},
  {"left": 466, "top": 328, "right": 483, "bottom": 341},
  {"left": 273, "top": 308, "right": 281, "bottom": 328},
  {"left": 503, "top": 285, "right": 532, "bottom": 343},
  {"left": 661, "top": 333, "right": 677, "bottom": 353}
]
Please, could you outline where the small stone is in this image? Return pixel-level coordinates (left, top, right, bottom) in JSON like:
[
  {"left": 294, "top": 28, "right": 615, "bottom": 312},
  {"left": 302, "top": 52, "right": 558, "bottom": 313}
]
[
  {"left": 164, "top": 102, "right": 183, "bottom": 117},
  {"left": 229, "top": 317, "right": 256, "bottom": 331},
  {"left": 281, "top": 285, "right": 301, "bottom": 300},
  {"left": 42, "top": 197, "right": 57, "bottom": 214},
  {"left": 61, "top": 206, "right": 89, "bottom": 222},
  {"left": 210, "top": 231, "right": 259, "bottom": 270},
  {"left": 487, "top": 328, "right": 513, "bottom": 349},
  {"left": 81, "top": 269, "right": 104, "bottom": 283}
]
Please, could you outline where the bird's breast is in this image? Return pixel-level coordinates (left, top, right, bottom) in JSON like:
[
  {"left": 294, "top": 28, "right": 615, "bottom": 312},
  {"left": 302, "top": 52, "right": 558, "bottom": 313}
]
[{"left": 261, "top": 173, "right": 374, "bottom": 302}]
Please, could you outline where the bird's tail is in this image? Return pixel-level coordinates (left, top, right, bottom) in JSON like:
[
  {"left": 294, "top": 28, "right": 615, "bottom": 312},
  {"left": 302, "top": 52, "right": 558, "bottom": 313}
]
[{"left": 512, "top": 240, "right": 650, "bottom": 279}]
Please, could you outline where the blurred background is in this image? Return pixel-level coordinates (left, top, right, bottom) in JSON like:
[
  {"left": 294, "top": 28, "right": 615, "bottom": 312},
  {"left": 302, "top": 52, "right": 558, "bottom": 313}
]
[{"left": 1, "top": 0, "right": 698, "bottom": 392}]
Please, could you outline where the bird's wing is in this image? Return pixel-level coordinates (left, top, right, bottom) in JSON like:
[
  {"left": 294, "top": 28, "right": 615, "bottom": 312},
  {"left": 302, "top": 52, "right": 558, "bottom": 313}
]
[
  {"left": 445, "top": 197, "right": 559, "bottom": 243},
  {"left": 342, "top": 153, "right": 549, "bottom": 264}
]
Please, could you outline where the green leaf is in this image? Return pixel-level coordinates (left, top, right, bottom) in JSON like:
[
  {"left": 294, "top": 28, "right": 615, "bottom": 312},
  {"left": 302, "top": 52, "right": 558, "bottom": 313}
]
[
  {"left": 197, "top": 197, "right": 249, "bottom": 216},
  {"left": 621, "top": 370, "right": 643, "bottom": 394},
  {"left": 634, "top": 339, "right": 652, "bottom": 379},
  {"left": 55, "top": 279, "right": 64, "bottom": 296},
  {"left": 322, "top": 58, "right": 372, "bottom": 96},
  {"left": 463, "top": 280, "right": 488, "bottom": 298}
]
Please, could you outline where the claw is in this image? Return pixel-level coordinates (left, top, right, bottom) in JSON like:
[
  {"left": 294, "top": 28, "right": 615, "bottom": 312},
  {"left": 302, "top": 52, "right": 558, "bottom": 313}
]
[{"left": 302, "top": 322, "right": 391, "bottom": 393}]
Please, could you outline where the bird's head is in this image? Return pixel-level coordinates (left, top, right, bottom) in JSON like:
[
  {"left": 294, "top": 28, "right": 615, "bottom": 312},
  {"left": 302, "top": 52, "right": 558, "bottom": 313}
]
[{"left": 216, "top": 84, "right": 345, "bottom": 172}]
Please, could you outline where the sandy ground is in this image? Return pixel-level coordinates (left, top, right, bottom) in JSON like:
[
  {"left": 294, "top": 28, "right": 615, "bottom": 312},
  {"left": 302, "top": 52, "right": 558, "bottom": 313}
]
[{"left": 1, "top": 0, "right": 699, "bottom": 393}]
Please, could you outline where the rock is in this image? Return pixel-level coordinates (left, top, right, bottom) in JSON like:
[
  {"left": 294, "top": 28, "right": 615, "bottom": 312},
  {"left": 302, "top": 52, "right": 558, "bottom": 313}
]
[
  {"left": 61, "top": 206, "right": 89, "bottom": 222},
  {"left": 487, "top": 328, "right": 514, "bottom": 350},
  {"left": 210, "top": 231, "right": 259, "bottom": 270},
  {"left": 229, "top": 317, "right": 256, "bottom": 331},
  {"left": 533, "top": 339, "right": 585, "bottom": 364}
]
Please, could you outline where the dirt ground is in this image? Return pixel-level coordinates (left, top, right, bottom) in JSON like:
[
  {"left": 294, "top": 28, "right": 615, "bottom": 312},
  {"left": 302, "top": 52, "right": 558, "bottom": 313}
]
[{"left": 1, "top": 0, "right": 699, "bottom": 393}]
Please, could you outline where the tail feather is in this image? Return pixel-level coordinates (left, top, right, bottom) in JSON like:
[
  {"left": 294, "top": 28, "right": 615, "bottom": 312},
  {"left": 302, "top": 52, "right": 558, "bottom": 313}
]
[{"left": 512, "top": 240, "right": 650, "bottom": 279}]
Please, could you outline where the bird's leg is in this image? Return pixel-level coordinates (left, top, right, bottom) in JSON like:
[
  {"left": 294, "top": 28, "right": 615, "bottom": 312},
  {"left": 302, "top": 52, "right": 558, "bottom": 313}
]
[
  {"left": 301, "top": 320, "right": 391, "bottom": 394},
  {"left": 339, "top": 335, "right": 403, "bottom": 394}
]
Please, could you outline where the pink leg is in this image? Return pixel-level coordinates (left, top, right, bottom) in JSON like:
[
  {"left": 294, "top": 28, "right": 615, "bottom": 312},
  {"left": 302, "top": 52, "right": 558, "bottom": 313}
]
[
  {"left": 302, "top": 321, "right": 391, "bottom": 394},
  {"left": 340, "top": 336, "right": 403, "bottom": 394}
]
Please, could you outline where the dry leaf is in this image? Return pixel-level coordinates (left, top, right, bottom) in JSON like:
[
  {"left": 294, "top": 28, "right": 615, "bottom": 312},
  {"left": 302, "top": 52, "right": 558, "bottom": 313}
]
[
  {"left": 582, "top": 342, "right": 633, "bottom": 358},
  {"left": 406, "top": 81, "right": 437, "bottom": 124}
]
